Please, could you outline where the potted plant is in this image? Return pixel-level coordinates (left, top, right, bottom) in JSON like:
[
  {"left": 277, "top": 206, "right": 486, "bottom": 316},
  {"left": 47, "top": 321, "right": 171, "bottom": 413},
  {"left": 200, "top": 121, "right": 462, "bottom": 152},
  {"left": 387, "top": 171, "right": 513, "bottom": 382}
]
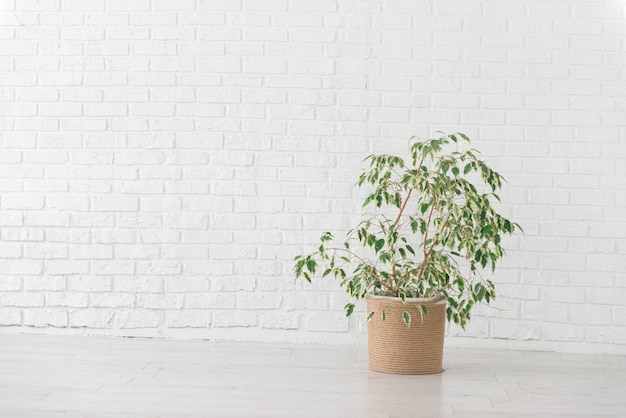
[{"left": 294, "top": 133, "right": 520, "bottom": 374}]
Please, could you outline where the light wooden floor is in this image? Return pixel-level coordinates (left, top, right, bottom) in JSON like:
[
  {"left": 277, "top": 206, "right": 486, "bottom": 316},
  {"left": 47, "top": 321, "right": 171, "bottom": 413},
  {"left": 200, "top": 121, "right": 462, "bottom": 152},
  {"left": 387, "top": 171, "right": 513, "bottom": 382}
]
[{"left": 1, "top": 334, "right": 624, "bottom": 417}]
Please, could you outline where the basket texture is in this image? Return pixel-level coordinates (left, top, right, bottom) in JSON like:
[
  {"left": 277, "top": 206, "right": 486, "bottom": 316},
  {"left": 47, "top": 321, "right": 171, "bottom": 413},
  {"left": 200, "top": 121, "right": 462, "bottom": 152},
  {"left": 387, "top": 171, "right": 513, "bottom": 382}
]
[{"left": 366, "top": 294, "right": 446, "bottom": 375}]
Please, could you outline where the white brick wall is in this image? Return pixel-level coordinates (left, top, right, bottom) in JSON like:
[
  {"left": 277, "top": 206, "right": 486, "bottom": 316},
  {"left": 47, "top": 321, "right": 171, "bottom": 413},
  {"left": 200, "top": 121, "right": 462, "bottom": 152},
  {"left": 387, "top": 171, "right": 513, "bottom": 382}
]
[{"left": 0, "top": 0, "right": 625, "bottom": 354}]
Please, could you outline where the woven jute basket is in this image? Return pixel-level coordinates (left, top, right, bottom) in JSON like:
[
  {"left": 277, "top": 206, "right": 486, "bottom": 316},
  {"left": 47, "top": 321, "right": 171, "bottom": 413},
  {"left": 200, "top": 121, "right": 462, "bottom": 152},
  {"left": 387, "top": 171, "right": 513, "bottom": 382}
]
[{"left": 366, "top": 294, "right": 446, "bottom": 375}]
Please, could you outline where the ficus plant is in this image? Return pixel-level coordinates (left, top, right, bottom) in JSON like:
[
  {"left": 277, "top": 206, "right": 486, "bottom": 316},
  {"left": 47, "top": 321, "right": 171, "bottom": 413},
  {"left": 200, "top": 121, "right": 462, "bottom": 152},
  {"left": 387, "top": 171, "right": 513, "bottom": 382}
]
[{"left": 294, "top": 133, "right": 521, "bottom": 329}]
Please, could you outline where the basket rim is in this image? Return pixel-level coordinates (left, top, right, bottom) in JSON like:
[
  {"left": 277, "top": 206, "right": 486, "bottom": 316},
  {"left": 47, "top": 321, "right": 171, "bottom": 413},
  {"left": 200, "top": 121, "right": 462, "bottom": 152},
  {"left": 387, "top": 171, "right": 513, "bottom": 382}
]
[{"left": 366, "top": 293, "right": 446, "bottom": 304}]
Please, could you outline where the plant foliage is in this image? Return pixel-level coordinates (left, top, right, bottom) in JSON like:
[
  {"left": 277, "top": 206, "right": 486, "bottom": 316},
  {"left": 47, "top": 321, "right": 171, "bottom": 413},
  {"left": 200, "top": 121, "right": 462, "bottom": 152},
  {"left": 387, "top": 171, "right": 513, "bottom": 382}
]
[{"left": 294, "top": 133, "right": 521, "bottom": 329}]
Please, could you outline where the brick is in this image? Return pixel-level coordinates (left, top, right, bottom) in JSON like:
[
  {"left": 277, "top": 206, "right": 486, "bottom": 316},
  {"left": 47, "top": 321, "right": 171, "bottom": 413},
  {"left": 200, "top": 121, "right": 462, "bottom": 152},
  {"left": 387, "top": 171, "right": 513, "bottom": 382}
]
[
  {"left": 107, "top": 0, "right": 149, "bottom": 10},
  {"left": 18, "top": 0, "right": 59, "bottom": 11},
  {"left": 25, "top": 205, "right": 71, "bottom": 222},
  {"left": 244, "top": 0, "right": 287, "bottom": 11},
  {"left": 184, "top": 261, "right": 233, "bottom": 276},
  {"left": 46, "top": 292, "right": 89, "bottom": 308},
  {"left": 186, "top": 294, "right": 236, "bottom": 309},
  {"left": 0, "top": 41, "right": 38, "bottom": 57},
  {"left": 290, "top": 0, "right": 335, "bottom": 12},
  {"left": 543, "top": 323, "right": 584, "bottom": 342},
  {"left": 46, "top": 261, "right": 89, "bottom": 275},
  {"left": 70, "top": 309, "right": 115, "bottom": 328},
  {"left": 24, "top": 309, "right": 67, "bottom": 327},
  {"left": 305, "top": 312, "right": 349, "bottom": 333},
  {"left": 179, "top": 42, "right": 225, "bottom": 57},
  {"left": 25, "top": 244, "right": 68, "bottom": 260},
  {"left": 152, "top": 0, "right": 195, "bottom": 10},
  {"left": 136, "top": 261, "right": 182, "bottom": 275},
  {"left": 165, "top": 277, "right": 210, "bottom": 292},
  {"left": 62, "top": 119, "right": 107, "bottom": 131},
  {"left": 167, "top": 310, "right": 211, "bottom": 328},
  {"left": 0, "top": 277, "right": 21, "bottom": 291},
  {"left": 70, "top": 246, "right": 113, "bottom": 260},
  {"left": 2, "top": 194, "right": 44, "bottom": 209},
  {"left": 137, "top": 294, "right": 184, "bottom": 310},
  {"left": 283, "top": 292, "right": 329, "bottom": 311},
  {"left": 492, "top": 319, "right": 542, "bottom": 340},
  {"left": 63, "top": 0, "right": 104, "bottom": 11},
  {"left": 131, "top": 12, "right": 176, "bottom": 26},
  {"left": 1, "top": 229, "right": 44, "bottom": 242},
  {"left": 522, "top": 301, "right": 568, "bottom": 323},
  {"left": 213, "top": 311, "right": 257, "bottom": 327},
  {"left": 115, "top": 277, "right": 162, "bottom": 293},
  {"left": 483, "top": 1, "right": 524, "bottom": 16},
  {"left": 570, "top": 305, "right": 612, "bottom": 326},
  {"left": 91, "top": 293, "right": 135, "bottom": 308},
  {"left": 0, "top": 308, "right": 21, "bottom": 325},
  {"left": 261, "top": 312, "right": 300, "bottom": 330},
  {"left": 85, "top": 13, "right": 127, "bottom": 25},
  {"left": 94, "top": 230, "right": 135, "bottom": 244},
  {"left": 243, "top": 57, "right": 286, "bottom": 74},
  {"left": 92, "top": 262, "right": 134, "bottom": 276},
  {"left": 198, "top": 28, "right": 241, "bottom": 41},
  {"left": 236, "top": 293, "right": 282, "bottom": 310},
  {"left": 0, "top": 260, "right": 43, "bottom": 275},
  {"left": 1, "top": 292, "right": 45, "bottom": 307},
  {"left": 93, "top": 196, "right": 138, "bottom": 212},
  {"left": 245, "top": 28, "right": 287, "bottom": 42},
  {"left": 71, "top": 213, "right": 115, "bottom": 227},
  {"left": 179, "top": 12, "right": 226, "bottom": 25},
  {"left": 137, "top": 229, "right": 180, "bottom": 243},
  {"left": 0, "top": 244, "right": 21, "bottom": 259}
]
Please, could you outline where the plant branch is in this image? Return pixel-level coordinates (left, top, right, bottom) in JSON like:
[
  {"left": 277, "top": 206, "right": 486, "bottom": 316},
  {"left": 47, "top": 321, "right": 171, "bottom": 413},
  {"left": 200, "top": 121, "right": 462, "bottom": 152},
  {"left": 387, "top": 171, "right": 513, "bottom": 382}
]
[
  {"left": 324, "top": 246, "right": 371, "bottom": 267},
  {"left": 416, "top": 209, "right": 453, "bottom": 285},
  {"left": 392, "top": 188, "right": 413, "bottom": 227}
]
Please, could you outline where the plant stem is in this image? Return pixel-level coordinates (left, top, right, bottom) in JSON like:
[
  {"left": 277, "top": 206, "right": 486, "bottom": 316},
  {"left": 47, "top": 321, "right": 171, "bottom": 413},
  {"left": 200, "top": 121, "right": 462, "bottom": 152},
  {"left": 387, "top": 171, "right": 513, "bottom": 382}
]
[
  {"left": 420, "top": 190, "right": 437, "bottom": 258},
  {"left": 416, "top": 211, "right": 452, "bottom": 284},
  {"left": 390, "top": 187, "right": 413, "bottom": 286},
  {"left": 392, "top": 188, "right": 412, "bottom": 228}
]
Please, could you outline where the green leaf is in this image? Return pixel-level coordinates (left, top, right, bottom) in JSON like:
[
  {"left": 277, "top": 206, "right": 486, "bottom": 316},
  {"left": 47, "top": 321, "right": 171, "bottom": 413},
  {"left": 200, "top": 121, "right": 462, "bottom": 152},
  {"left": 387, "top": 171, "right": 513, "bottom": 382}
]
[
  {"left": 402, "top": 311, "right": 411, "bottom": 326},
  {"left": 306, "top": 259, "right": 316, "bottom": 273},
  {"left": 374, "top": 239, "right": 385, "bottom": 253},
  {"left": 367, "top": 311, "right": 375, "bottom": 321},
  {"left": 381, "top": 311, "right": 386, "bottom": 322},
  {"left": 345, "top": 303, "right": 355, "bottom": 316}
]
